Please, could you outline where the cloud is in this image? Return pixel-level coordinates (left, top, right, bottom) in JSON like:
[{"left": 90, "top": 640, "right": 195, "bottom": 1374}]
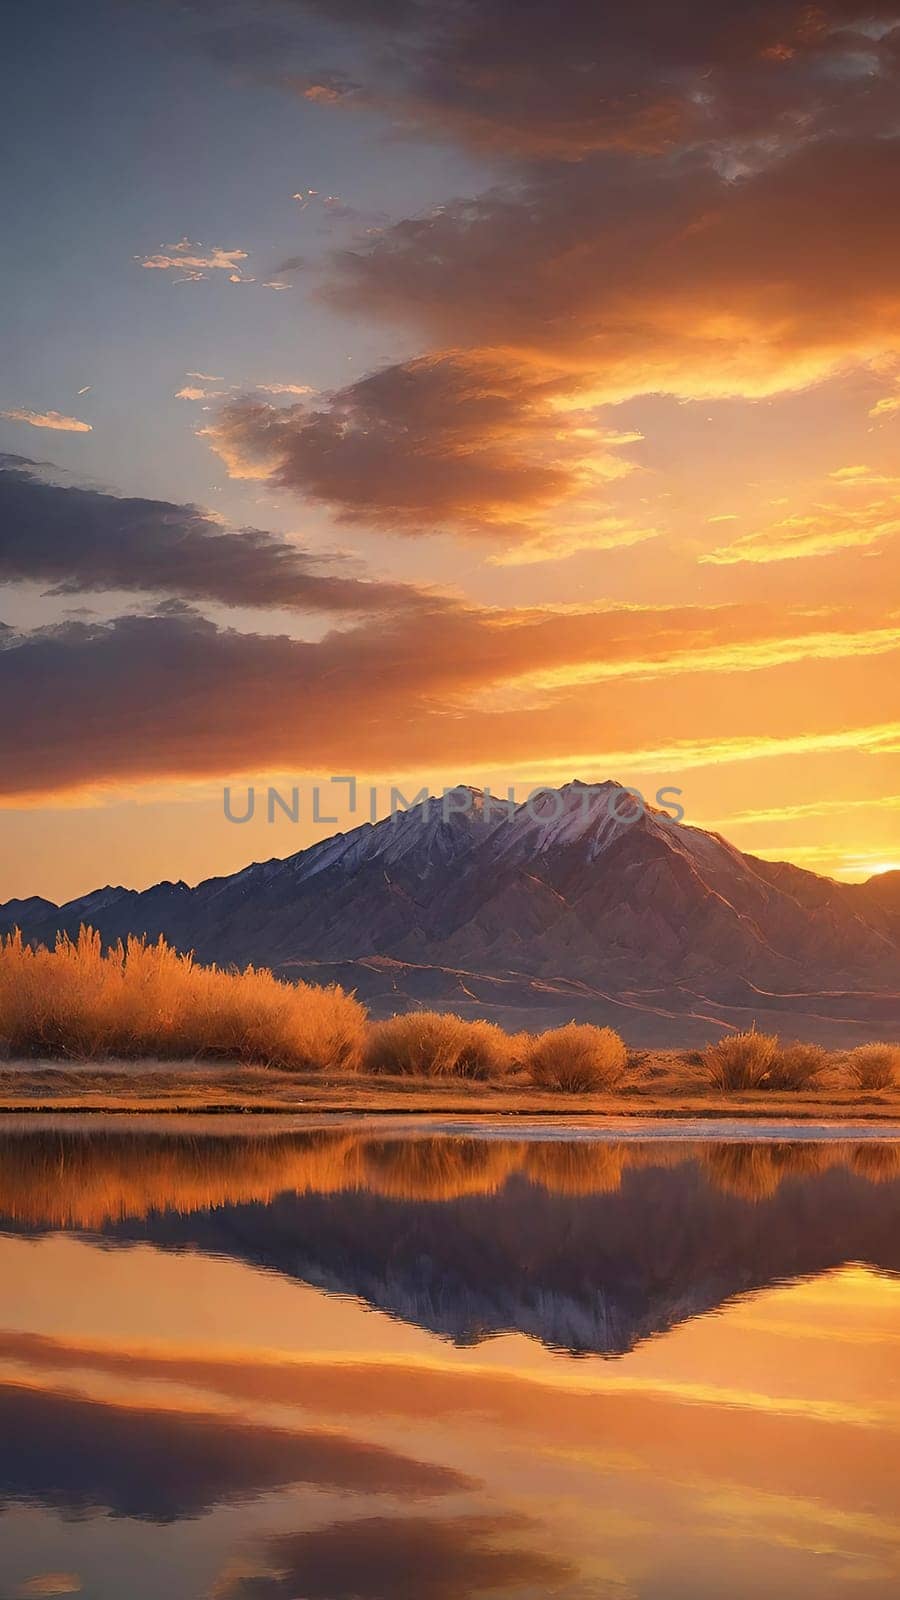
[
  {"left": 15, "top": 1576, "right": 81, "bottom": 1597},
  {"left": 202, "top": 351, "right": 644, "bottom": 546},
  {"left": 870, "top": 394, "right": 900, "bottom": 416},
  {"left": 253, "top": 382, "right": 314, "bottom": 396},
  {"left": 0, "top": 1380, "right": 464, "bottom": 1523},
  {"left": 186, "top": 5, "right": 900, "bottom": 559},
  {"left": 136, "top": 239, "right": 250, "bottom": 282},
  {"left": 1, "top": 592, "right": 897, "bottom": 798},
  {"left": 323, "top": 137, "right": 900, "bottom": 405},
  {"left": 175, "top": 385, "right": 231, "bottom": 400},
  {"left": 179, "top": 381, "right": 315, "bottom": 402},
  {"left": 0, "top": 457, "right": 422, "bottom": 615},
  {"left": 283, "top": 0, "right": 900, "bottom": 160},
  {"left": 489, "top": 512, "right": 660, "bottom": 567},
  {"left": 1, "top": 409, "right": 91, "bottom": 433},
  {"left": 703, "top": 470, "right": 900, "bottom": 563},
  {"left": 289, "top": 185, "right": 389, "bottom": 237},
  {"left": 189, "top": 7, "right": 900, "bottom": 557},
  {"left": 200, "top": 133, "right": 900, "bottom": 547}
]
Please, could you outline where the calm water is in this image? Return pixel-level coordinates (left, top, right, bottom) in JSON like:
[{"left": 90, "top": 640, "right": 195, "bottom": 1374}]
[{"left": 0, "top": 1118, "right": 898, "bottom": 1600}]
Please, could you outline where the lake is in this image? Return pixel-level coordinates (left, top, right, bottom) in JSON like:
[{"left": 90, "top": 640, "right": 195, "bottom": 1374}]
[{"left": 0, "top": 1117, "right": 898, "bottom": 1599}]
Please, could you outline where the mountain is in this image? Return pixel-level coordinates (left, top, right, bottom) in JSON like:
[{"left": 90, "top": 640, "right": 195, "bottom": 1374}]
[
  {"left": 3, "top": 780, "right": 899, "bottom": 1045},
  {"left": 4, "top": 1129, "right": 898, "bottom": 1357}
]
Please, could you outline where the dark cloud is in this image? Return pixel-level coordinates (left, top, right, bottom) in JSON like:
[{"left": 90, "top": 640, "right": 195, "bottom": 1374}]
[
  {"left": 217, "top": 1512, "right": 572, "bottom": 1600},
  {"left": 0, "top": 1380, "right": 464, "bottom": 1522},
  {"left": 203, "top": 354, "right": 585, "bottom": 535},
  {"left": 0, "top": 457, "right": 419, "bottom": 614},
  {"left": 280, "top": 0, "right": 900, "bottom": 159},
  {"left": 0, "top": 595, "right": 889, "bottom": 797},
  {"left": 322, "top": 136, "right": 900, "bottom": 402}
]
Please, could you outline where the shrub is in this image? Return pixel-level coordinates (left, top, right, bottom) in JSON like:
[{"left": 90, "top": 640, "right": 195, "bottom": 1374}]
[
  {"left": 362, "top": 1010, "right": 513, "bottom": 1079},
  {"left": 850, "top": 1142, "right": 900, "bottom": 1183},
  {"left": 0, "top": 927, "right": 367, "bottom": 1071},
  {"left": 524, "top": 1140, "right": 625, "bottom": 1193},
  {"left": 701, "top": 1142, "right": 827, "bottom": 1201},
  {"left": 360, "top": 1137, "right": 517, "bottom": 1198},
  {"left": 765, "top": 1041, "right": 829, "bottom": 1091},
  {"left": 525, "top": 1023, "right": 626, "bottom": 1092},
  {"left": 701, "top": 1029, "right": 778, "bottom": 1090},
  {"left": 846, "top": 1043, "right": 900, "bottom": 1091}
]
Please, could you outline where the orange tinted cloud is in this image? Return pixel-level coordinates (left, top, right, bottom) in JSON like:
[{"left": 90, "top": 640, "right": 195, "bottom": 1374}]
[
  {"left": 703, "top": 476, "right": 900, "bottom": 564},
  {"left": 1, "top": 409, "right": 92, "bottom": 433},
  {"left": 201, "top": 352, "right": 644, "bottom": 549},
  {"left": 200, "top": 135, "right": 900, "bottom": 549},
  {"left": 1, "top": 598, "right": 897, "bottom": 799},
  {"left": 324, "top": 139, "right": 900, "bottom": 405}
]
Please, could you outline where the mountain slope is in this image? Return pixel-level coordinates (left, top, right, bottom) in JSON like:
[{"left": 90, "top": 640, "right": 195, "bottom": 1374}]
[{"left": 3, "top": 781, "right": 898, "bottom": 1045}]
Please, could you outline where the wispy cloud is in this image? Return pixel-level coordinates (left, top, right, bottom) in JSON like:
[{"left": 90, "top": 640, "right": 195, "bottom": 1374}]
[
  {"left": 178, "top": 379, "right": 313, "bottom": 402},
  {"left": 1, "top": 409, "right": 92, "bottom": 434},
  {"left": 136, "top": 238, "right": 250, "bottom": 283},
  {"left": 253, "top": 383, "right": 314, "bottom": 396},
  {"left": 702, "top": 470, "right": 900, "bottom": 564},
  {"left": 869, "top": 392, "right": 900, "bottom": 418},
  {"left": 175, "top": 385, "right": 232, "bottom": 401}
]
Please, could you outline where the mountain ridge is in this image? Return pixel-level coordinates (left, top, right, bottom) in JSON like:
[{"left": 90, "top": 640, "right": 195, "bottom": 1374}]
[{"left": 2, "top": 780, "right": 898, "bottom": 1046}]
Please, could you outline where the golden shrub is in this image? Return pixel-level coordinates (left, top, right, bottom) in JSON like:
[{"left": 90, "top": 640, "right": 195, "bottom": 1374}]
[
  {"left": 525, "top": 1023, "right": 627, "bottom": 1092},
  {"left": 0, "top": 927, "right": 366, "bottom": 1072}
]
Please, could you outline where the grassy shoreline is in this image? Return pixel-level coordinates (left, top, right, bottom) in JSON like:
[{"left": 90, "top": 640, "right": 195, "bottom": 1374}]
[
  {"left": 3, "top": 1058, "right": 900, "bottom": 1118},
  {"left": 2, "top": 930, "right": 897, "bottom": 1117}
]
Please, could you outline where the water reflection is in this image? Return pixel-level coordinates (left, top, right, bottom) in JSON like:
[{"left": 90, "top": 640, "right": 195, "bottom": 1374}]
[
  {"left": 0, "top": 1120, "right": 897, "bottom": 1598},
  {"left": 215, "top": 1512, "right": 574, "bottom": 1600},
  {"left": 3, "top": 1123, "right": 900, "bottom": 1226},
  {"left": 3, "top": 1123, "right": 898, "bottom": 1355},
  {"left": 0, "top": 1380, "right": 464, "bottom": 1521}
]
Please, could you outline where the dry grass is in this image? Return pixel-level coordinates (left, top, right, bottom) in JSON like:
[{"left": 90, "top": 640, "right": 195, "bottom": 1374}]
[
  {"left": 765, "top": 1041, "right": 829, "bottom": 1091},
  {"left": 523, "top": 1140, "right": 626, "bottom": 1195},
  {"left": 846, "top": 1043, "right": 900, "bottom": 1090},
  {"left": 362, "top": 1010, "right": 514, "bottom": 1079},
  {"left": 702, "top": 1030, "right": 778, "bottom": 1090},
  {"left": 4, "top": 1128, "right": 898, "bottom": 1229},
  {"left": 700, "top": 1141, "right": 832, "bottom": 1201},
  {"left": 0, "top": 928, "right": 366, "bottom": 1072},
  {"left": 2, "top": 929, "right": 899, "bottom": 1109},
  {"left": 525, "top": 1023, "right": 627, "bottom": 1092}
]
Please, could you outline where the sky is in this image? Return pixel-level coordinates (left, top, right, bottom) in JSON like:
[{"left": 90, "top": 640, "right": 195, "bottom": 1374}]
[{"left": 2, "top": 0, "right": 900, "bottom": 901}]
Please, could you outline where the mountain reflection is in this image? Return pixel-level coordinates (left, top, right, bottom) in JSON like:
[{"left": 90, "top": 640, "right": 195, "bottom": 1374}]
[
  {"left": 1, "top": 1124, "right": 898, "bottom": 1357},
  {"left": 1, "top": 1123, "right": 898, "bottom": 1600}
]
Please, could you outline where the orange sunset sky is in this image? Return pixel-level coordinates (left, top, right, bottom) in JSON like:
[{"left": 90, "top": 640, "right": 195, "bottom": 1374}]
[{"left": 1, "top": 0, "right": 899, "bottom": 901}]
